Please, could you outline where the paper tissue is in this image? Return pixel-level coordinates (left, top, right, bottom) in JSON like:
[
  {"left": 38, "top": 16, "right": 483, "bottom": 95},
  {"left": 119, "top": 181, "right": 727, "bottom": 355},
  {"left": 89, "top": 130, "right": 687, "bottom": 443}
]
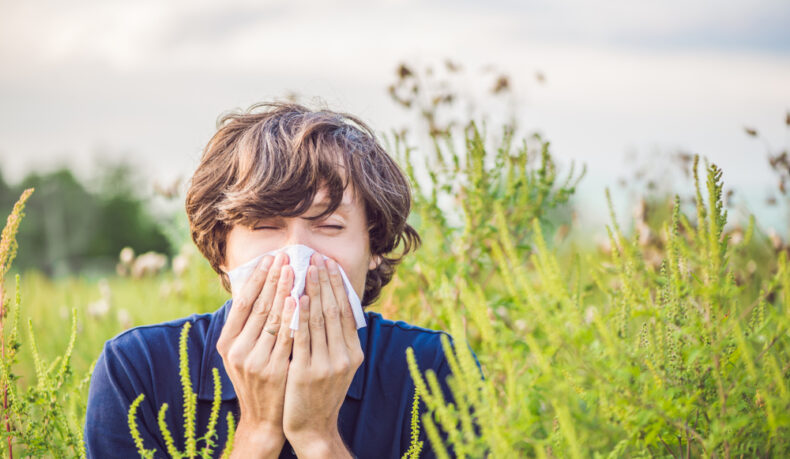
[{"left": 226, "top": 244, "right": 367, "bottom": 335}]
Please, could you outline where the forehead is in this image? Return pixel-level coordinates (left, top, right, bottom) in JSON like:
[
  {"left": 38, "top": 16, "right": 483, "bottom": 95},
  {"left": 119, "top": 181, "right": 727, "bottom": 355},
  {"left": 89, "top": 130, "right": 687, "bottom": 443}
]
[{"left": 310, "top": 186, "right": 360, "bottom": 214}]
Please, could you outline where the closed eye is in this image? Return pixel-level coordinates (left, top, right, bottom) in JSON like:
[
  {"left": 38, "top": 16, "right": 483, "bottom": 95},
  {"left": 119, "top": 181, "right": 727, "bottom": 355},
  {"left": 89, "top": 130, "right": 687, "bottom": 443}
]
[{"left": 253, "top": 225, "right": 344, "bottom": 230}]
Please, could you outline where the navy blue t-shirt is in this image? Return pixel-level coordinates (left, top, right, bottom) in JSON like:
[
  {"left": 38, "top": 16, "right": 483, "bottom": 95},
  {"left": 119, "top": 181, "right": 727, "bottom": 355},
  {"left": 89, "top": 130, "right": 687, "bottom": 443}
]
[{"left": 84, "top": 299, "right": 482, "bottom": 458}]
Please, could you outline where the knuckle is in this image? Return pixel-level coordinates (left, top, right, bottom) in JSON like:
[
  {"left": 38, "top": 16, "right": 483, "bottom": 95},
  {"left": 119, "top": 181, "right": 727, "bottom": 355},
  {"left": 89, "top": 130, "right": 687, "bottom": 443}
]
[
  {"left": 314, "top": 366, "right": 330, "bottom": 380},
  {"left": 226, "top": 347, "right": 245, "bottom": 366},
  {"left": 261, "top": 366, "right": 278, "bottom": 383},
  {"left": 325, "top": 305, "right": 340, "bottom": 319},
  {"left": 309, "top": 314, "right": 325, "bottom": 328},
  {"left": 280, "top": 329, "right": 294, "bottom": 344},
  {"left": 339, "top": 303, "right": 352, "bottom": 317},
  {"left": 235, "top": 297, "right": 253, "bottom": 313},
  {"left": 265, "top": 266, "right": 281, "bottom": 284},
  {"left": 276, "top": 281, "right": 291, "bottom": 296},
  {"left": 352, "top": 350, "right": 364, "bottom": 367},
  {"left": 216, "top": 337, "right": 228, "bottom": 355},
  {"left": 228, "top": 358, "right": 245, "bottom": 374},
  {"left": 242, "top": 359, "right": 260, "bottom": 375},
  {"left": 268, "top": 312, "right": 281, "bottom": 327},
  {"left": 252, "top": 298, "right": 269, "bottom": 315},
  {"left": 335, "top": 357, "right": 351, "bottom": 373},
  {"left": 251, "top": 266, "right": 268, "bottom": 283}
]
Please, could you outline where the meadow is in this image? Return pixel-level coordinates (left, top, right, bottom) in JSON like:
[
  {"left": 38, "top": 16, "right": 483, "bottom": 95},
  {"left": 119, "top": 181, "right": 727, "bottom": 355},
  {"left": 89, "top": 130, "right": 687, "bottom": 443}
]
[{"left": 1, "top": 73, "right": 789, "bottom": 457}]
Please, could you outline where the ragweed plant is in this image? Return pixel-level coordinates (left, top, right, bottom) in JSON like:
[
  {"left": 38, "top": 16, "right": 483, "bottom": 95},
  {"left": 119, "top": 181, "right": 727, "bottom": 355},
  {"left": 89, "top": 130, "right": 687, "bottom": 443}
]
[
  {"left": 126, "top": 322, "right": 235, "bottom": 458},
  {"left": 401, "top": 152, "right": 790, "bottom": 457},
  {"left": 3, "top": 62, "right": 788, "bottom": 457},
  {"left": 0, "top": 188, "right": 90, "bottom": 458},
  {"left": 400, "top": 386, "right": 424, "bottom": 459}
]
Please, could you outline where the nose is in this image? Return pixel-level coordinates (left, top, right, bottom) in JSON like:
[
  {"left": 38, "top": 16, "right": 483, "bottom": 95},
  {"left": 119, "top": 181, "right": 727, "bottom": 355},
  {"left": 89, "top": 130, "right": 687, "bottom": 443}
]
[{"left": 283, "top": 220, "right": 314, "bottom": 249}]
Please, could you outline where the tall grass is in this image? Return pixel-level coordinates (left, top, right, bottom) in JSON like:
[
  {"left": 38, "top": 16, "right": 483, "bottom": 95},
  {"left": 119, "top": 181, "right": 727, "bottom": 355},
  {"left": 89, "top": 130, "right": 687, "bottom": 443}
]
[
  {"left": 0, "top": 189, "right": 87, "bottom": 457},
  {"left": 392, "top": 124, "right": 790, "bottom": 456},
  {"left": 0, "top": 114, "right": 787, "bottom": 457}
]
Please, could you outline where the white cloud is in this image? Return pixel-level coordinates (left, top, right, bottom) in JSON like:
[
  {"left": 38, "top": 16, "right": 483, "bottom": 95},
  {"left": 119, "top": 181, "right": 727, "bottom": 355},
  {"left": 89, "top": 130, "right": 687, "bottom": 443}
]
[{"left": 0, "top": 0, "right": 788, "bottom": 229}]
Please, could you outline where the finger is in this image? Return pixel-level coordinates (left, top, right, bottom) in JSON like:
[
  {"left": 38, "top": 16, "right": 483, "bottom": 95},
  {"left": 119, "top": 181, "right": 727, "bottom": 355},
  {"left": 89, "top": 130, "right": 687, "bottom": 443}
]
[
  {"left": 269, "top": 296, "right": 297, "bottom": 372},
  {"left": 221, "top": 254, "right": 275, "bottom": 342},
  {"left": 326, "top": 258, "right": 358, "bottom": 350},
  {"left": 306, "top": 258, "right": 328, "bottom": 362},
  {"left": 292, "top": 295, "right": 311, "bottom": 364},
  {"left": 235, "top": 254, "right": 280, "bottom": 347},
  {"left": 249, "top": 259, "right": 292, "bottom": 362},
  {"left": 316, "top": 255, "right": 344, "bottom": 359}
]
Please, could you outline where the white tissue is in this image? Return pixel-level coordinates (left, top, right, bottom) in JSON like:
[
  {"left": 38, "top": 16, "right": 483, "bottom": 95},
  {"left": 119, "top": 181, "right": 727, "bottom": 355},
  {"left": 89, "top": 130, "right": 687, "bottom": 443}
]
[{"left": 226, "top": 244, "right": 367, "bottom": 334}]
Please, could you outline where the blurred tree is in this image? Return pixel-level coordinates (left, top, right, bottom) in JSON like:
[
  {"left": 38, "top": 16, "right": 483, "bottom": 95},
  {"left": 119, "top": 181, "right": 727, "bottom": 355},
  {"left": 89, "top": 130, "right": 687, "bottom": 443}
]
[{"left": 0, "top": 161, "right": 173, "bottom": 277}]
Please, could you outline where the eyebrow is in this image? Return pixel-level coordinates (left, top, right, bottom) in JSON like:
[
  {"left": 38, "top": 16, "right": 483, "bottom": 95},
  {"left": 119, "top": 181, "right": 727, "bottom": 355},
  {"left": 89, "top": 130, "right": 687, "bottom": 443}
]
[
  {"left": 311, "top": 199, "right": 353, "bottom": 211},
  {"left": 255, "top": 199, "right": 353, "bottom": 222},
  {"left": 293, "top": 199, "right": 353, "bottom": 220}
]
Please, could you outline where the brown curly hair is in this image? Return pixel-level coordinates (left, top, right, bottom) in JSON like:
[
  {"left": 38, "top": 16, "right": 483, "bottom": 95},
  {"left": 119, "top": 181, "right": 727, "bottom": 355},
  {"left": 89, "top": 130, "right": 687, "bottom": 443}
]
[{"left": 185, "top": 101, "right": 421, "bottom": 307}]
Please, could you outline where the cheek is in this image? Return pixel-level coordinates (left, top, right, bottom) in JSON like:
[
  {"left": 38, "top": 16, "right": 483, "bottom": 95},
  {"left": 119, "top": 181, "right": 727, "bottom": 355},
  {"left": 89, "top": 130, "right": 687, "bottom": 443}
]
[
  {"left": 323, "top": 247, "right": 370, "bottom": 299},
  {"left": 224, "top": 228, "right": 278, "bottom": 270}
]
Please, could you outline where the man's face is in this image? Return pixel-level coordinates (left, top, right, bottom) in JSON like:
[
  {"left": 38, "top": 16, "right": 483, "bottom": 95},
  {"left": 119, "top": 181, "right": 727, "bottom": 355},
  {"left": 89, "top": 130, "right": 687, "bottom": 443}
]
[{"left": 220, "top": 184, "right": 382, "bottom": 301}]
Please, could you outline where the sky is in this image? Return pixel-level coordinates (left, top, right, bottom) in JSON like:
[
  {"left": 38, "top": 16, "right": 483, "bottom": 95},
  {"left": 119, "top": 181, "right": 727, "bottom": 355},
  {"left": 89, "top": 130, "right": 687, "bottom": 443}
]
[{"left": 1, "top": 0, "right": 789, "bottom": 233}]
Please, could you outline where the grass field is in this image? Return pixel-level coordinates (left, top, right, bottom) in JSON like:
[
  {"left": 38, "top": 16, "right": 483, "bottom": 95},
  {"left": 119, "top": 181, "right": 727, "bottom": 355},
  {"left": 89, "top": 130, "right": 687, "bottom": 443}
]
[{"left": 1, "top": 124, "right": 789, "bottom": 457}]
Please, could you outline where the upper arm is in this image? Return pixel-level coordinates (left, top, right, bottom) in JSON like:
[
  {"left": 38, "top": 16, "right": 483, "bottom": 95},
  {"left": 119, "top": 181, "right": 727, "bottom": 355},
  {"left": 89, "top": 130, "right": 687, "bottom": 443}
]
[{"left": 84, "top": 340, "right": 168, "bottom": 458}]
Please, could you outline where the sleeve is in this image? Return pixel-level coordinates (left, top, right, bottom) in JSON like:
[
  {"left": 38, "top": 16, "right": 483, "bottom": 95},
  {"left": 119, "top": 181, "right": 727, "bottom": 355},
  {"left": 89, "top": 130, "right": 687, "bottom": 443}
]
[
  {"left": 403, "top": 333, "right": 484, "bottom": 459},
  {"left": 84, "top": 340, "right": 169, "bottom": 459}
]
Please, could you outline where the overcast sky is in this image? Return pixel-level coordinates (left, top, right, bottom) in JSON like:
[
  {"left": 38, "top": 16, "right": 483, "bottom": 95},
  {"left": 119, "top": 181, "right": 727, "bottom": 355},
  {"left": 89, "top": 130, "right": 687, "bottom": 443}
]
[{"left": 1, "top": 0, "right": 789, "bottom": 230}]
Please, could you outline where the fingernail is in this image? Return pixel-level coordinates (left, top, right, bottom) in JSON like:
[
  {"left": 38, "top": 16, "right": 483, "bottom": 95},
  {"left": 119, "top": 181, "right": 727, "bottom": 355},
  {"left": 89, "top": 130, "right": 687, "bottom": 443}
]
[
  {"left": 259, "top": 255, "right": 273, "bottom": 271},
  {"left": 309, "top": 266, "right": 318, "bottom": 282},
  {"left": 327, "top": 259, "right": 338, "bottom": 273}
]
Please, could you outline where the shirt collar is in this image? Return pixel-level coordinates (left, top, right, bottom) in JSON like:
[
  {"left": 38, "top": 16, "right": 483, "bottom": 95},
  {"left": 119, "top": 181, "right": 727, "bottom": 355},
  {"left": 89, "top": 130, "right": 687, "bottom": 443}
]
[{"left": 197, "top": 299, "right": 369, "bottom": 402}]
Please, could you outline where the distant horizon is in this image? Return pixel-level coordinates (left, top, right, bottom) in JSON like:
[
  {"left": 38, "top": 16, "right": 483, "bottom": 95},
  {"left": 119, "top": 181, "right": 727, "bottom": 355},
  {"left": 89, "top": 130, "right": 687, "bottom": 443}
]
[{"left": 1, "top": 0, "right": 788, "bottom": 236}]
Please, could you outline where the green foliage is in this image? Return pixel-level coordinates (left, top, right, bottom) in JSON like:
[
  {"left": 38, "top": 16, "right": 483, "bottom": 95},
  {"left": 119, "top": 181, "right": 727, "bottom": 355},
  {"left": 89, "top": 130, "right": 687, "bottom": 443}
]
[
  {"left": 0, "top": 189, "right": 90, "bottom": 458},
  {"left": 401, "top": 386, "right": 424, "bottom": 459},
  {"left": 0, "top": 161, "right": 173, "bottom": 277},
  {"left": 1, "top": 81, "right": 788, "bottom": 457},
  {"left": 128, "top": 394, "right": 155, "bottom": 458},
  {"left": 11, "top": 244, "right": 226, "bottom": 397},
  {"left": 126, "top": 322, "right": 235, "bottom": 458},
  {"left": 394, "top": 135, "right": 790, "bottom": 456}
]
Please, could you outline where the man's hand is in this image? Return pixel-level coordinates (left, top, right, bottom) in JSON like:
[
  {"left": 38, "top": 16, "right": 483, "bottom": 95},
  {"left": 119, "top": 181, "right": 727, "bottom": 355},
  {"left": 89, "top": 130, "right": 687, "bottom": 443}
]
[
  {"left": 216, "top": 252, "right": 297, "bottom": 458},
  {"left": 283, "top": 253, "right": 364, "bottom": 458}
]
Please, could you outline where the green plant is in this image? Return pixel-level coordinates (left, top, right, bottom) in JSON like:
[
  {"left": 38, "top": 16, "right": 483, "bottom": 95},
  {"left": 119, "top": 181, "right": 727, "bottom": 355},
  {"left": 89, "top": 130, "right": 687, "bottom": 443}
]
[
  {"left": 402, "top": 154, "right": 790, "bottom": 457},
  {"left": 126, "top": 322, "right": 235, "bottom": 459},
  {"left": 401, "top": 386, "right": 424, "bottom": 459},
  {"left": 0, "top": 188, "right": 90, "bottom": 458},
  {"left": 3, "top": 62, "right": 788, "bottom": 457}
]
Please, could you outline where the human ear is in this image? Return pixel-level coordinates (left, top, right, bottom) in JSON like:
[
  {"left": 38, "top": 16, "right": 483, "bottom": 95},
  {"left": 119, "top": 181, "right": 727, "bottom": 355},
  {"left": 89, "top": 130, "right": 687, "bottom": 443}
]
[{"left": 368, "top": 254, "right": 383, "bottom": 271}]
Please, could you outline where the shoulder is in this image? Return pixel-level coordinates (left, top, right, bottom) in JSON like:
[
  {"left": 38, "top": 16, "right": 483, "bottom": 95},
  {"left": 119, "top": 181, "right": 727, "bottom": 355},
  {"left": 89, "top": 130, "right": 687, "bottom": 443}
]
[
  {"left": 102, "top": 310, "right": 213, "bottom": 362},
  {"left": 95, "top": 306, "right": 222, "bottom": 395},
  {"left": 363, "top": 311, "right": 484, "bottom": 382},
  {"left": 363, "top": 311, "right": 454, "bottom": 374}
]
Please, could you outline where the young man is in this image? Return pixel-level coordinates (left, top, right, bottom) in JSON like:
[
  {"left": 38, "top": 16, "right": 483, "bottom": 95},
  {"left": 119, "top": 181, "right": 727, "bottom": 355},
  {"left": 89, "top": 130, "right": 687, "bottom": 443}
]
[{"left": 84, "top": 102, "right": 480, "bottom": 458}]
